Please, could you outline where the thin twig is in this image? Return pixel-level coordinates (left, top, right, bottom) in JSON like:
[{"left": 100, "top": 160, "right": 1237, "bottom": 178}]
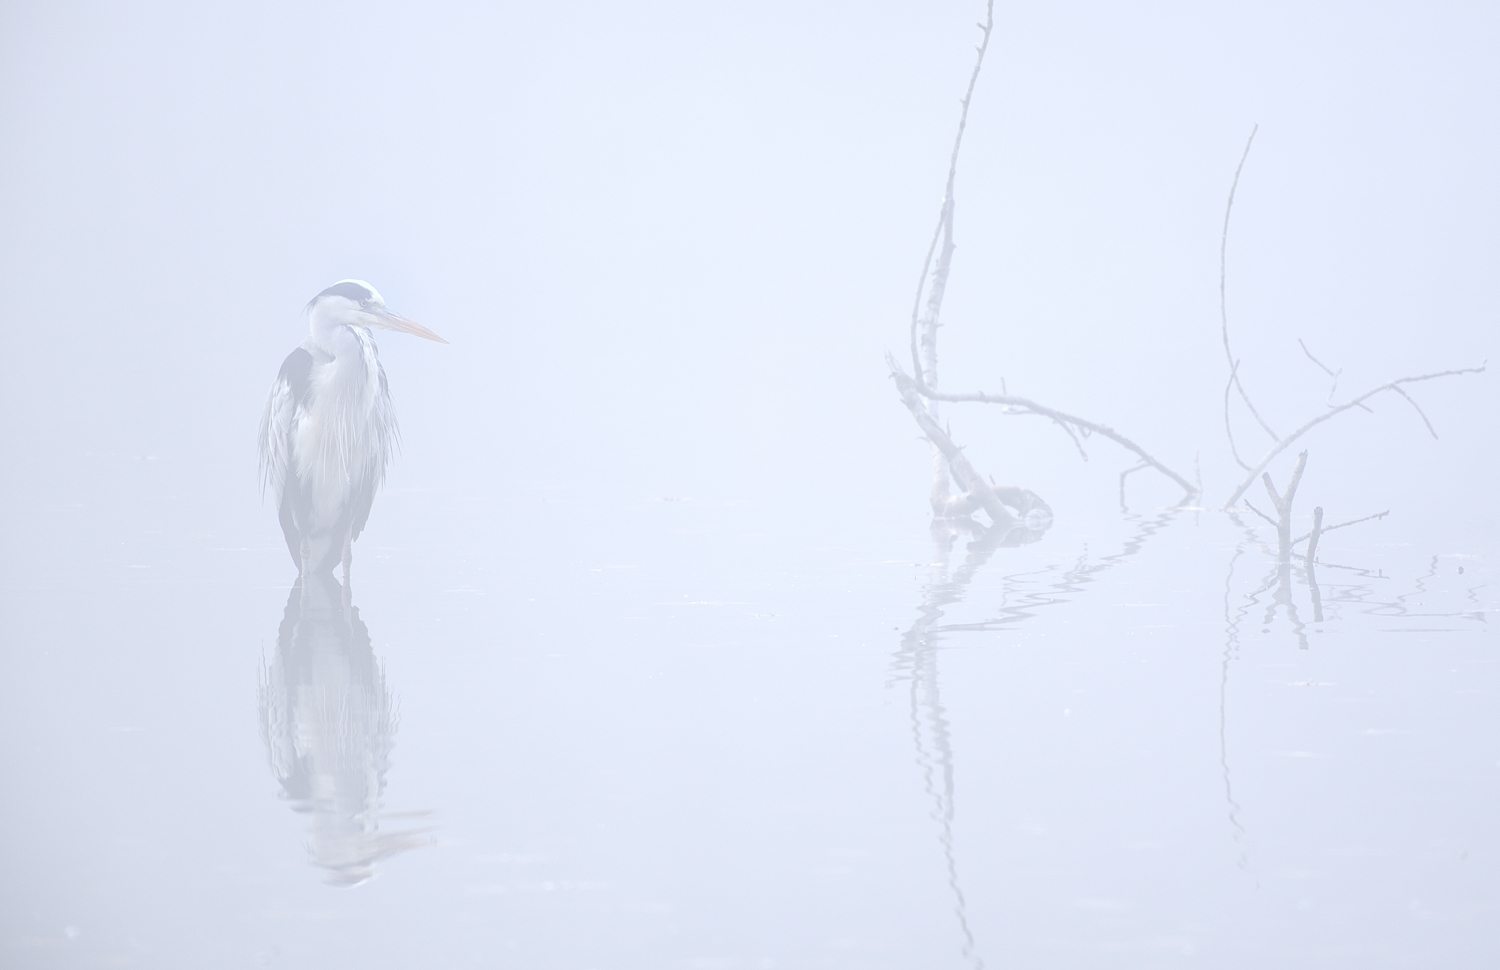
[
  {"left": 1224, "top": 359, "right": 1252, "bottom": 471},
  {"left": 1297, "top": 338, "right": 1336, "bottom": 379},
  {"left": 908, "top": 0, "right": 995, "bottom": 384},
  {"left": 1298, "top": 337, "right": 1353, "bottom": 406},
  {"left": 1389, "top": 384, "right": 1439, "bottom": 439},
  {"left": 1242, "top": 501, "right": 1277, "bottom": 527},
  {"left": 1050, "top": 416, "right": 1088, "bottom": 460},
  {"left": 1291, "top": 509, "right": 1390, "bottom": 546},
  {"left": 1298, "top": 339, "right": 1337, "bottom": 379},
  {"left": 1222, "top": 364, "right": 1486, "bottom": 508},
  {"left": 1299, "top": 338, "right": 1374, "bottom": 411},
  {"left": 1220, "top": 124, "right": 1279, "bottom": 444}
]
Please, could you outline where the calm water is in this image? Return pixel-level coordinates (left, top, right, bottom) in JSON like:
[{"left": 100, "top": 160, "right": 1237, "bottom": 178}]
[{"left": 2, "top": 453, "right": 1494, "bottom": 969}]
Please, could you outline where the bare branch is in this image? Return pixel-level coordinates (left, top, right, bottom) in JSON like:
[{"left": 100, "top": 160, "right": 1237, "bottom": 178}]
[
  {"left": 1219, "top": 124, "right": 1279, "bottom": 444},
  {"left": 915, "top": 383, "right": 1199, "bottom": 501},
  {"left": 1222, "top": 364, "right": 1486, "bottom": 508}
]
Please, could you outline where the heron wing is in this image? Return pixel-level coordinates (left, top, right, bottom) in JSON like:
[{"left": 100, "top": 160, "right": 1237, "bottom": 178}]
[
  {"left": 259, "top": 348, "right": 315, "bottom": 500},
  {"left": 260, "top": 348, "right": 316, "bottom": 563}
]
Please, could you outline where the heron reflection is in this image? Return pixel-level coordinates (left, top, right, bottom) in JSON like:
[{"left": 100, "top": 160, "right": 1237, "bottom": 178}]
[{"left": 260, "top": 572, "right": 432, "bottom": 886}]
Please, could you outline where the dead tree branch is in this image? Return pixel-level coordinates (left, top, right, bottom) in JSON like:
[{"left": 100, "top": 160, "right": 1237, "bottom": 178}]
[
  {"left": 894, "top": 0, "right": 1195, "bottom": 507},
  {"left": 906, "top": 2, "right": 995, "bottom": 515},
  {"left": 1221, "top": 365, "right": 1486, "bottom": 508}
]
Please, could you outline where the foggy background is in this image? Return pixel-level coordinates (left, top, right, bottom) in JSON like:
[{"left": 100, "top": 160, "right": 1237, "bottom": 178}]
[
  {"left": 2, "top": 0, "right": 1494, "bottom": 521},
  {"left": 1, "top": 1, "right": 1497, "bottom": 967}
]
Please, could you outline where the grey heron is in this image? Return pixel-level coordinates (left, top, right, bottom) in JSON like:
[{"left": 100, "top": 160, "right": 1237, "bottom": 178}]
[{"left": 259, "top": 280, "right": 446, "bottom": 577}]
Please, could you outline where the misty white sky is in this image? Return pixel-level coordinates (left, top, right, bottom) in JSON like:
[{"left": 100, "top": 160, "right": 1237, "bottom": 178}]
[{"left": 2, "top": 0, "right": 1495, "bottom": 521}]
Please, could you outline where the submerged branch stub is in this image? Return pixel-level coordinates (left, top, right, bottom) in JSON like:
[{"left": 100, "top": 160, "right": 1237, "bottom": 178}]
[
  {"left": 890, "top": 360, "right": 1015, "bottom": 527},
  {"left": 890, "top": 358, "right": 1054, "bottom": 537},
  {"left": 1305, "top": 506, "right": 1324, "bottom": 570}
]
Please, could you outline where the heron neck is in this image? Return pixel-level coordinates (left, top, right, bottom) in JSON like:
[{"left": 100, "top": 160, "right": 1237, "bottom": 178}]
[{"left": 307, "top": 306, "right": 370, "bottom": 358}]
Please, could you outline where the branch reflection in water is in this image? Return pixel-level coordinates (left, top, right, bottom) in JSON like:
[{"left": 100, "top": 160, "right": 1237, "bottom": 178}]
[
  {"left": 1217, "top": 515, "right": 1487, "bottom": 882},
  {"left": 893, "top": 494, "right": 1184, "bottom": 969},
  {"left": 259, "top": 572, "right": 434, "bottom": 886},
  {"left": 1218, "top": 542, "right": 1256, "bottom": 878}
]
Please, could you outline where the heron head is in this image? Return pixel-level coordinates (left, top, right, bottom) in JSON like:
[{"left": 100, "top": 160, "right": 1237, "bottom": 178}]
[{"left": 308, "top": 279, "right": 448, "bottom": 343}]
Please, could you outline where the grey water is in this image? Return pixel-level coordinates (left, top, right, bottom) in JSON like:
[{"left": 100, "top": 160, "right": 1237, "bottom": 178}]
[{"left": 3, "top": 1, "right": 1498, "bottom": 968}]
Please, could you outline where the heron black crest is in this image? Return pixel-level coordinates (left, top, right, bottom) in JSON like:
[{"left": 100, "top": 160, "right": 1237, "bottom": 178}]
[{"left": 313, "top": 280, "right": 379, "bottom": 305}]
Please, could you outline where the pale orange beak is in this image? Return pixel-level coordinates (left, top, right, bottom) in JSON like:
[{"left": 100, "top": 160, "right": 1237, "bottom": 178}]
[{"left": 373, "top": 309, "right": 448, "bottom": 344}]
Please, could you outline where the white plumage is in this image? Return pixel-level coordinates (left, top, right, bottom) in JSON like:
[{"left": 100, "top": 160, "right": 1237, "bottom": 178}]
[{"left": 259, "top": 280, "right": 446, "bottom": 576}]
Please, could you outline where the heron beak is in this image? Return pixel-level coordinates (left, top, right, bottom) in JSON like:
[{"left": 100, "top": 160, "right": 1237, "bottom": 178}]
[{"left": 373, "top": 309, "right": 449, "bottom": 344}]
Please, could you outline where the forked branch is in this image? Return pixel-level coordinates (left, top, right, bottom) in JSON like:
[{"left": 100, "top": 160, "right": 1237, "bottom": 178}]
[{"left": 1221, "top": 364, "right": 1486, "bottom": 508}]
